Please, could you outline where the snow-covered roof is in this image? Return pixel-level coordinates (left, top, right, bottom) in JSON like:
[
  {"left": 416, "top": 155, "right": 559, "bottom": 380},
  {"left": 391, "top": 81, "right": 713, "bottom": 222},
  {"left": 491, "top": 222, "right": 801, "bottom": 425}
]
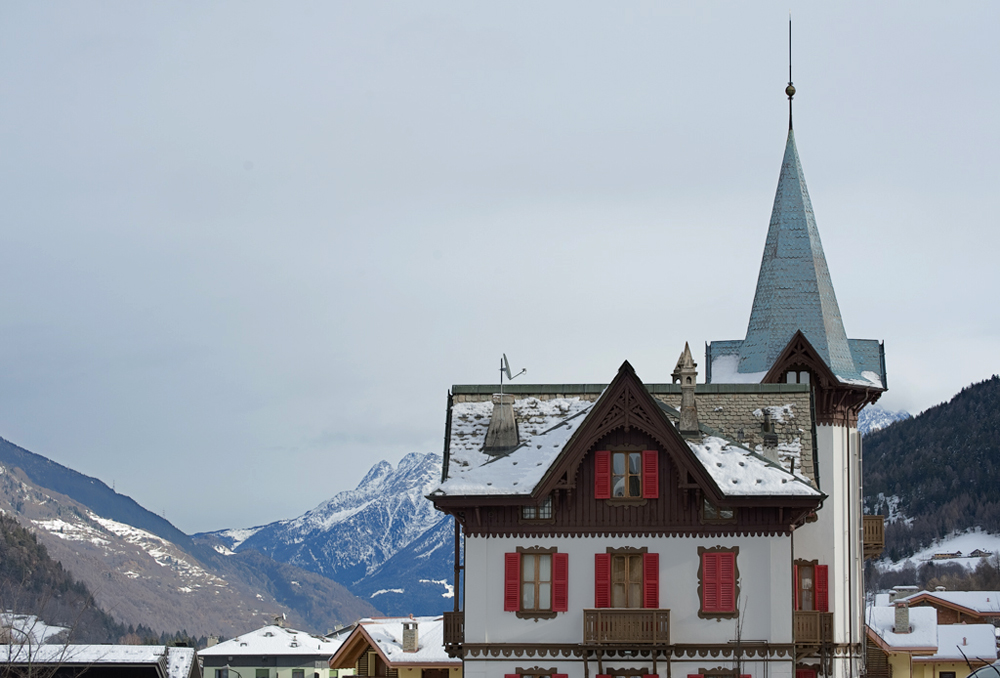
[
  {"left": 0, "top": 613, "right": 68, "bottom": 644},
  {"left": 0, "top": 643, "right": 195, "bottom": 675},
  {"left": 921, "top": 624, "right": 997, "bottom": 662},
  {"left": 900, "top": 590, "right": 1000, "bottom": 615},
  {"left": 435, "top": 394, "right": 817, "bottom": 499},
  {"left": 867, "top": 605, "right": 938, "bottom": 649},
  {"left": 689, "top": 436, "right": 819, "bottom": 497},
  {"left": 438, "top": 402, "right": 592, "bottom": 496},
  {"left": 200, "top": 625, "right": 340, "bottom": 657},
  {"left": 357, "top": 616, "right": 458, "bottom": 666}
]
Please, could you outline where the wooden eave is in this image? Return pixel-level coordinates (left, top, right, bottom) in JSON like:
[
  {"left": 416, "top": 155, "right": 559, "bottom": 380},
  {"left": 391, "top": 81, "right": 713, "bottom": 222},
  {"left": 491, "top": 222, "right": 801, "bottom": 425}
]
[
  {"left": 329, "top": 625, "right": 389, "bottom": 669},
  {"left": 762, "top": 330, "right": 884, "bottom": 396}
]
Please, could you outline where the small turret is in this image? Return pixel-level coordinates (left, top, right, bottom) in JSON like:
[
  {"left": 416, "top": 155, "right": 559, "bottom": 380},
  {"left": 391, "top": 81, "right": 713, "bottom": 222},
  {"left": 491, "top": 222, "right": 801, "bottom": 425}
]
[
  {"left": 672, "top": 343, "right": 700, "bottom": 439},
  {"left": 483, "top": 394, "right": 519, "bottom": 454}
]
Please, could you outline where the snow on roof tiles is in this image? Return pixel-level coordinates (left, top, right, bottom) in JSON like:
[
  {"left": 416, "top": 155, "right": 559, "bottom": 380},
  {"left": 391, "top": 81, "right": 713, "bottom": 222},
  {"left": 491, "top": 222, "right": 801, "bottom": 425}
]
[
  {"left": 902, "top": 590, "right": 1000, "bottom": 614},
  {"left": 867, "top": 605, "right": 938, "bottom": 649},
  {"left": 926, "top": 624, "right": 997, "bottom": 662},
  {"left": 435, "top": 396, "right": 818, "bottom": 498},
  {"left": 359, "top": 616, "right": 458, "bottom": 665},
  {"left": 200, "top": 625, "right": 340, "bottom": 657}
]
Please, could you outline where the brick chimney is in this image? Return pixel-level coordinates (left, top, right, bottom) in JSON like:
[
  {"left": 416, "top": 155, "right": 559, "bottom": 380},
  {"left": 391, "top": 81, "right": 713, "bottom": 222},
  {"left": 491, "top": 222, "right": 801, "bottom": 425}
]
[
  {"left": 894, "top": 601, "right": 911, "bottom": 634},
  {"left": 483, "top": 394, "right": 519, "bottom": 454},
  {"left": 402, "top": 620, "right": 418, "bottom": 653}
]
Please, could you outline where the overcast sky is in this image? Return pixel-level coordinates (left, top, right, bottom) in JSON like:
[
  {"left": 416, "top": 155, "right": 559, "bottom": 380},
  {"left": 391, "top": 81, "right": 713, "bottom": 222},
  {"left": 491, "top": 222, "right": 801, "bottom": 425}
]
[{"left": 1, "top": 3, "right": 997, "bottom": 534}]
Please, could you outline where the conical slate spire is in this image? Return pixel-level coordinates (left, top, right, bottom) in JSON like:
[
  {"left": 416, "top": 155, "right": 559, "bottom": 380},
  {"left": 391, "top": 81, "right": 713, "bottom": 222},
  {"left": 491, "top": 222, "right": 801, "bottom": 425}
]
[{"left": 737, "top": 129, "right": 856, "bottom": 378}]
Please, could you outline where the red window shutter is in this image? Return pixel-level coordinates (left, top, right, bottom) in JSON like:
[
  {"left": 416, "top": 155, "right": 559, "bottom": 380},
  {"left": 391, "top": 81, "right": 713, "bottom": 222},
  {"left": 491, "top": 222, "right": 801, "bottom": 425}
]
[
  {"left": 552, "top": 552, "right": 569, "bottom": 612},
  {"left": 643, "top": 552, "right": 659, "bottom": 609},
  {"left": 793, "top": 564, "right": 799, "bottom": 611},
  {"left": 688, "top": 675, "right": 705, "bottom": 678},
  {"left": 595, "top": 450, "right": 611, "bottom": 499},
  {"left": 554, "top": 674, "right": 568, "bottom": 678},
  {"left": 504, "top": 552, "right": 520, "bottom": 612},
  {"left": 719, "top": 552, "right": 736, "bottom": 612},
  {"left": 594, "top": 553, "right": 611, "bottom": 608},
  {"left": 796, "top": 671, "right": 816, "bottom": 678},
  {"left": 506, "top": 675, "right": 519, "bottom": 678},
  {"left": 642, "top": 450, "right": 658, "bottom": 499},
  {"left": 644, "top": 675, "right": 658, "bottom": 678},
  {"left": 741, "top": 675, "right": 751, "bottom": 678},
  {"left": 597, "top": 675, "right": 612, "bottom": 678},
  {"left": 816, "top": 564, "right": 829, "bottom": 612},
  {"left": 702, "top": 552, "right": 719, "bottom": 612}
]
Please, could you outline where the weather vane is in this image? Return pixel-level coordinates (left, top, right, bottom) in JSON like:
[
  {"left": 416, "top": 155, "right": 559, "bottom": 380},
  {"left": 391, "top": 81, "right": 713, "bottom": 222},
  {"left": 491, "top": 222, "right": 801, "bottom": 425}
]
[{"left": 786, "top": 13, "right": 795, "bottom": 130}]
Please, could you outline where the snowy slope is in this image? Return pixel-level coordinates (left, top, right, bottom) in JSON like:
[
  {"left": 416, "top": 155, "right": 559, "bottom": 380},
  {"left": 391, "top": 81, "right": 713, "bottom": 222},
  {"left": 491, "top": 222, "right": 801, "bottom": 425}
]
[
  {"left": 858, "top": 404, "right": 911, "bottom": 436},
  {"left": 878, "top": 528, "right": 1000, "bottom": 572},
  {"left": 203, "top": 452, "right": 448, "bottom": 597}
]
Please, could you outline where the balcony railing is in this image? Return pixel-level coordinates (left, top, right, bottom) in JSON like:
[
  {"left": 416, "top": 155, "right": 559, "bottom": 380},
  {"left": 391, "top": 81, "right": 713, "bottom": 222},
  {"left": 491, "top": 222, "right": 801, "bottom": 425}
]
[
  {"left": 583, "top": 609, "right": 670, "bottom": 645},
  {"left": 864, "top": 515, "right": 885, "bottom": 560},
  {"left": 443, "top": 611, "right": 464, "bottom": 646},
  {"left": 793, "top": 611, "right": 833, "bottom": 644}
]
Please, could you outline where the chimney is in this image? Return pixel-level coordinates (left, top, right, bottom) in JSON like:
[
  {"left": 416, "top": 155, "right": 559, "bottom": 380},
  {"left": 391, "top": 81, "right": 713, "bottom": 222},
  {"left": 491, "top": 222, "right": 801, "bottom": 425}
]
[
  {"left": 483, "top": 394, "right": 519, "bottom": 454},
  {"left": 894, "top": 601, "right": 911, "bottom": 634},
  {"left": 761, "top": 410, "right": 779, "bottom": 462},
  {"left": 402, "top": 621, "right": 418, "bottom": 653},
  {"left": 672, "top": 343, "right": 700, "bottom": 439},
  {"left": 207, "top": 636, "right": 219, "bottom": 648}
]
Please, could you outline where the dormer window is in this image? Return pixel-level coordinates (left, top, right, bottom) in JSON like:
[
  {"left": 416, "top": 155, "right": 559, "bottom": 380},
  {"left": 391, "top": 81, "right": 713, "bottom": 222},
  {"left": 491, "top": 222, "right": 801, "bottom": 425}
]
[
  {"left": 594, "top": 450, "right": 659, "bottom": 501},
  {"left": 521, "top": 496, "right": 553, "bottom": 521}
]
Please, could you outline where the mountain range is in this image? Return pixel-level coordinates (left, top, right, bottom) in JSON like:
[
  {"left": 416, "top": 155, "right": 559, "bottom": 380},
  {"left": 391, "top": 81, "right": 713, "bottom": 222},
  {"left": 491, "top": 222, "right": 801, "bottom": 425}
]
[{"left": 198, "top": 452, "right": 456, "bottom": 617}]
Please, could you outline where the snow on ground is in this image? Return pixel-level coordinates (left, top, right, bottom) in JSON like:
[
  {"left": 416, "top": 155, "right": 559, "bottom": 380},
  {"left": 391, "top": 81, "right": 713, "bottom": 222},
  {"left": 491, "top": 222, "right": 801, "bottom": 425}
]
[
  {"left": 216, "top": 526, "right": 263, "bottom": 549},
  {"left": 879, "top": 528, "right": 1000, "bottom": 571},
  {"left": 370, "top": 588, "right": 405, "bottom": 597},
  {"left": 32, "top": 517, "right": 110, "bottom": 547}
]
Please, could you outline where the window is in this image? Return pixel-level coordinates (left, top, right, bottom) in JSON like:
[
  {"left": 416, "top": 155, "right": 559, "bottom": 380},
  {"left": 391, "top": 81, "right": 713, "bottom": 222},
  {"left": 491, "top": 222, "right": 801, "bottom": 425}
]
[
  {"left": 940, "top": 673, "right": 957, "bottom": 678},
  {"left": 594, "top": 549, "right": 658, "bottom": 609},
  {"left": 522, "top": 496, "right": 553, "bottom": 520},
  {"left": 785, "top": 370, "right": 810, "bottom": 384},
  {"left": 257, "top": 671, "right": 270, "bottom": 678},
  {"left": 293, "top": 671, "right": 305, "bottom": 678},
  {"left": 216, "top": 671, "right": 229, "bottom": 678},
  {"left": 504, "top": 548, "right": 568, "bottom": 617},
  {"left": 505, "top": 672, "right": 567, "bottom": 678},
  {"left": 598, "top": 671, "right": 657, "bottom": 678},
  {"left": 794, "top": 561, "right": 828, "bottom": 612},
  {"left": 698, "top": 546, "right": 739, "bottom": 618},
  {"left": 594, "top": 450, "right": 658, "bottom": 500},
  {"left": 702, "top": 498, "right": 736, "bottom": 523},
  {"left": 795, "top": 670, "right": 817, "bottom": 678}
]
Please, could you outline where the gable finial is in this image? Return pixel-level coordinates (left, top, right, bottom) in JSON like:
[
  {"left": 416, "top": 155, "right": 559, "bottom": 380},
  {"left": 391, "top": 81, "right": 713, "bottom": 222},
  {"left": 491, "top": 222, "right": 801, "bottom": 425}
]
[{"left": 786, "top": 13, "right": 795, "bottom": 130}]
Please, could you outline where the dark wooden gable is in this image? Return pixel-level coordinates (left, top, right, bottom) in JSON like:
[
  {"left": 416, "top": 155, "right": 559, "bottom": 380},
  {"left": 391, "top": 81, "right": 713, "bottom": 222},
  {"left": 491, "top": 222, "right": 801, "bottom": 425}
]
[
  {"left": 535, "top": 360, "right": 724, "bottom": 504},
  {"left": 762, "top": 330, "right": 881, "bottom": 425}
]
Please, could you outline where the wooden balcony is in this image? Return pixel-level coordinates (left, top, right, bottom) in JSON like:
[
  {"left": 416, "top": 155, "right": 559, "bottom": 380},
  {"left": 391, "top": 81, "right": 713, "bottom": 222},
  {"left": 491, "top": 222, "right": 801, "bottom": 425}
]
[
  {"left": 443, "top": 611, "right": 464, "bottom": 648},
  {"left": 864, "top": 515, "right": 885, "bottom": 560},
  {"left": 583, "top": 609, "right": 670, "bottom": 645},
  {"left": 793, "top": 611, "right": 833, "bottom": 645}
]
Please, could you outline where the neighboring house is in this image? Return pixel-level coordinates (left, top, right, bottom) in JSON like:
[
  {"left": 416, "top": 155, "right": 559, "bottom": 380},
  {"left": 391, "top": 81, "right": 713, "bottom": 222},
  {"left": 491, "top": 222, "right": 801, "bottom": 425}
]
[
  {"left": 200, "top": 624, "right": 343, "bottom": 678},
  {"left": 895, "top": 590, "right": 1000, "bottom": 626},
  {"left": 428, "top": 86, "right": 885, "bottom": 678},
  {"left": 328, "top": 616, "right": 461, "bottom": 678},
  {"left": 0, "top": 612, "right": 68, "bottom": 645},
  {"left": 866, "top": 601, "right": 997, "bottom": 678},
  {"left": 0, "top": 644, "right": 200, "bottom": 678}
]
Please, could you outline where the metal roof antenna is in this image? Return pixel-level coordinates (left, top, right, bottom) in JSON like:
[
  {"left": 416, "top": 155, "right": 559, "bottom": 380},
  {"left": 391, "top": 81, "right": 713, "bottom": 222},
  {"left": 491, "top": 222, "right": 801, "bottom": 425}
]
[
  {"left": 499, "top": 353, "right": 526, "bottom": 397},
  {"left": 786, "top": 12, "right": 795, "bottom": 131}
]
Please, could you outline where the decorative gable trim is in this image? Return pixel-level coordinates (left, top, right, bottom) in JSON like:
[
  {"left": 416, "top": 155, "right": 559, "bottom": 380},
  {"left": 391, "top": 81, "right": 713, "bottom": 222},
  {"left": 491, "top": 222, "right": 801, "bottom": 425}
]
[
  {"left": 762, "top": 331, "right": 882, "bottom": 425},
  {"left": 534, "top": 361, "right": 723, "bottom": 503}
]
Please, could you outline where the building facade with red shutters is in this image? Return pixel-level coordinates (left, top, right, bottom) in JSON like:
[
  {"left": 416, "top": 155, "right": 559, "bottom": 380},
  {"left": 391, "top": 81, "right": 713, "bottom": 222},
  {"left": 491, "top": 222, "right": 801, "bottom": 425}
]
[{"left": 429, "top": 104, "right": 886, "bottom": 678}]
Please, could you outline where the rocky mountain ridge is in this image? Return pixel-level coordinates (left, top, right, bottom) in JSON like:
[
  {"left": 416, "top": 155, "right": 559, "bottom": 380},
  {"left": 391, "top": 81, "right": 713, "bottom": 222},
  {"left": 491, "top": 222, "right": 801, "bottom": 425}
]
[{"left": 0, "top": 437, "right": 378, "bottom": 636}]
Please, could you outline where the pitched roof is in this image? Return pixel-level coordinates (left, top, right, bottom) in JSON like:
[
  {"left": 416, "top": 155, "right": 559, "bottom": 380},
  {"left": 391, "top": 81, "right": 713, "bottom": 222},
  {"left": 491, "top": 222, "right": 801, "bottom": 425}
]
[
  {"left": 900, "top": 590, "right": 1000, "bottom": 616},
  {"left": 0, "top": 644, "right": 199, "bottom": 678},
  {"left": 329, "top": 616, "right": 459, "bottom": 668},
  {"left": 707, "top": 130, "right": 884, "bottom": 389},
  {"left": 199, "top": 625, "right": 340, "bottom": 657},
  {"left": 433, "top": 362, "right": 819, "bottom": 500}
]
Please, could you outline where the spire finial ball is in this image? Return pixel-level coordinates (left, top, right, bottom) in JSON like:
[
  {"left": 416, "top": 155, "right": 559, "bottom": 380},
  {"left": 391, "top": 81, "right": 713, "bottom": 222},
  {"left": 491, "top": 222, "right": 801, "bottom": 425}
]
[{"left": 786, "top": 83, "right": 796, "bottom": 98}]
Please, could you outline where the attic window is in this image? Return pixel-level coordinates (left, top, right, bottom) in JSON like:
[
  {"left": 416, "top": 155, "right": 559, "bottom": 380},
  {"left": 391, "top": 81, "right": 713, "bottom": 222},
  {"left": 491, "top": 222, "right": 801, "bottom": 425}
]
[
  {"left": 785, "top": 370, "right": 810, "bottom": 385},
  {"left": 522, "top": 496, "right": 553, "bottom": 521},
  {"left": 702, "top": 498, "right": 736, "bottom": 523}
]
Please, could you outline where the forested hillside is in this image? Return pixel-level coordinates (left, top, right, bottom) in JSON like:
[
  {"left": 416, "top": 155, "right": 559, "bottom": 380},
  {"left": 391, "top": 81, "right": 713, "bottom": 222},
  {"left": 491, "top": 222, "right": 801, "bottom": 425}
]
[{"left": 864, "top": 375, "right": 1000, "bottom": 560}]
